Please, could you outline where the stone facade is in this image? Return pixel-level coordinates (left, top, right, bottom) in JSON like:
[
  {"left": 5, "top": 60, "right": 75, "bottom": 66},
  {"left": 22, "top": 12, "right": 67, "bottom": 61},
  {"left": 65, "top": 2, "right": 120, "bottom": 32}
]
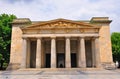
[{"left": 7, "top": 17, "right": 115, "bottom": 70}]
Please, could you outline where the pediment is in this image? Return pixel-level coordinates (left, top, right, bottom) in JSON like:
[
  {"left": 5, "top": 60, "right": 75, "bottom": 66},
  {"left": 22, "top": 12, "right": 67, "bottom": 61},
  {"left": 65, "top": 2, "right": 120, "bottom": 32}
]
[{"left": 21, "top": 18, "right": 100, "bottom": 30}]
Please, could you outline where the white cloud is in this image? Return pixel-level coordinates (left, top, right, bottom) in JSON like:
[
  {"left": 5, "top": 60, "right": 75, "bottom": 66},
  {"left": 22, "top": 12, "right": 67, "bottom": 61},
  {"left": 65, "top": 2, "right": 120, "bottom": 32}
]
[{"left": 0, "top": 0, "right": 120, "bottom": 32}]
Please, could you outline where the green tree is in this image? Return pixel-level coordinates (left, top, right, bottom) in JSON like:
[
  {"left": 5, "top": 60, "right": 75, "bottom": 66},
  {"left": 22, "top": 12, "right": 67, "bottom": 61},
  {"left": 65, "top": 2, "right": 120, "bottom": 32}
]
[
  {"left": 111, "top": 32, "right": 120, "bottom": 62},
  {"left": 0, "top": 14, "right": 16, "bottom": 69}
]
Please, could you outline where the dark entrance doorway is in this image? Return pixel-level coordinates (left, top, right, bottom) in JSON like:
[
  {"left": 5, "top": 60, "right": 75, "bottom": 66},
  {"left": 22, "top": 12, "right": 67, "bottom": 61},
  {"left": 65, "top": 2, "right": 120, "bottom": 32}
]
[
  {"left": 57, "top": 53, "right": 65, "bottom": 68},
  {"left": 71, "top": 53, "right": 77, "bottom": 67},
  {"left": 45, "top": 54, "right": 51, "bottom": 68}
]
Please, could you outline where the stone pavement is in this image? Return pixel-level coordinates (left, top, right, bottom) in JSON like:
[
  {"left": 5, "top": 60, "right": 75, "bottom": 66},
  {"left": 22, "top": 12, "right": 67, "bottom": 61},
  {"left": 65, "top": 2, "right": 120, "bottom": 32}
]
[{"left": 0, "top": 69, "right": 120, "bottom": 79}]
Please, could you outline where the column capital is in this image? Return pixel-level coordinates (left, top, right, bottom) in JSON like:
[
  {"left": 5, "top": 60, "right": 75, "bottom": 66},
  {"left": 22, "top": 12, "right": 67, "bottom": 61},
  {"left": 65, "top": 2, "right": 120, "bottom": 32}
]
[
  {"left": 51, "top": 36, "right": 56, "bottom": 39},
  {"left": 22, "top": 37, "right": 28, "bottom": 39},
  {"left": 92, "top": 36, "right": 99, "bottom": 41},
  {"left": 36, "top": 37, "right": 42, "bottom": 39},
  {"left": 22, "top": 37, "right": 30, "bottom": 41},
  {"left": 94, "top": 36, "right": 100, "bottom": 38},
  {"left": 90, "top": 36, "right": 100, "bottom": 40},
  {"left": 79, "top": 36, "right": 85, "bottom": 38},
  {"left": 79, "top": 36, "right": 85, "bottom": 40},
  {"left": 65, "top": 36, "right": 71, "bottom": 39}
]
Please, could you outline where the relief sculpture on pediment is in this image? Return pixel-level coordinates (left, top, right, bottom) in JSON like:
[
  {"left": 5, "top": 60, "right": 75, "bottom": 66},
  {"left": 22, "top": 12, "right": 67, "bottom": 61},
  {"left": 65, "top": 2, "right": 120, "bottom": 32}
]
[
  {"left": 39, "top": 22, "right": 79, "bottom": 28},
  {"left": 50, "top": 21, "right": 69, "bottom": 28}
]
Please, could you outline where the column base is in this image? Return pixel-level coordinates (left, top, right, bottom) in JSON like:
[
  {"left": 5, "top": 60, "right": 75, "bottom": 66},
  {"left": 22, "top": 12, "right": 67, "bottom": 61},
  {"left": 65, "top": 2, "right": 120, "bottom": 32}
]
[
  {"left": 101, "top": 62, "right": 116, "bottom": 70},
  {"left": 6, "top": 63, "right": 20, "bottom": 70}
]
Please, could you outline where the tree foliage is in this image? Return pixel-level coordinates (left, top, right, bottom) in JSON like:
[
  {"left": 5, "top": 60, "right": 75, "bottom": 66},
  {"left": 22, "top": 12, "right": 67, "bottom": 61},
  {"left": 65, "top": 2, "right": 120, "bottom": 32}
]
[
  {"left": 111, "top": 32, "right": 120, "bottom": 61},
  {"left": 0, "top": 14, "right": 16, "bottom": 69}
]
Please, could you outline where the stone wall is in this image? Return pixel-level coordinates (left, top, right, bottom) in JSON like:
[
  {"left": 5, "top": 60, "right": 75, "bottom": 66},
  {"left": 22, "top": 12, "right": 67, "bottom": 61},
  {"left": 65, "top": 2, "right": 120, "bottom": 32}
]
[
  {"left": 99, "top": 25, "right": 113, "bottom": 63},
  {"left": 7, "top": 25, "right": 22, "bottom": 70},
  {"left": 7, "top": 18, "right": 31, "bottom": 70}
]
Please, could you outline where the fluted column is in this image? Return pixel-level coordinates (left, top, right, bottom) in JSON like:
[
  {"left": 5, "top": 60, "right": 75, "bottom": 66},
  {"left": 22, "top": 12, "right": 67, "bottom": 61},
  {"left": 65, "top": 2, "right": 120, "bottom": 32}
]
[
  {"left": 78, "top": 38, "right": 81, "bottom": 67},
  {"left": 65, "top": 37, "right": 71, "bottom": 68},
  {"left": 91, "top": 38, "right": 95, "bottom": 67},
  {"left": 80, "top": 37, "right": 86, "bottom": 68},
  {"left": 77, "top": 39, "right": 79, "bottom": 67},
  {"left": 51, "top": 37, "right": 56, "bottom": 68},
  {"left": 36, "top": 38, "right": 42, "bottom": 68},
  {"left": 21, "top": 38, "right": 27, "bottom": 68},
  {"left": 26, "top": 39, "right": 30, "bottom": 68},
  {"left": 95, "top": 37, "right": 101, "bottom": 68}
]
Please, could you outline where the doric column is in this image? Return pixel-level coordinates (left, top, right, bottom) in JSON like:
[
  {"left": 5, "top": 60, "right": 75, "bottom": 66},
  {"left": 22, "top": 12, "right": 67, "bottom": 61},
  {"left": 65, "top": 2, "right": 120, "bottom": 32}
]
[
  {"left": 78, "top": 38, "right": 81, "bottom": 68},
  {"left": 95, "top": 37, "right": 101, "bottom": 68},
  {"left": 26, "top": 39, "right": 30, "bottom": 68},
  {"left": 65, "top": 37, "right": 71, "bottom": 68},
  {"left": 36, "top": 38, "right": 42, "bottom": 68},
  {"left": 79, "top": 37, "right": 86, "bottom": 68},
  {"left": 41, "top": 40, "right": 45, "bottom": 68},
  {"left": 91, "top": 38, "right": 95, "bottom": 67},
  {"left": 77, "top": 39, "right": 80, "bottom": 67},
  {"left": 21, "top": 38, "right": 27, "bottom": 68},
  {"left": 51, "top": 37, "right": 56, "bottom": 68}
]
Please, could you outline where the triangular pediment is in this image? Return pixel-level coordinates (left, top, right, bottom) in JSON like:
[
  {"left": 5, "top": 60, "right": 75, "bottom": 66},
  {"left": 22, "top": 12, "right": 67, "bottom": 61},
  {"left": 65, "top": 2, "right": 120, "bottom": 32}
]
[{"left": 22, "top": 18, "right": 100, "bottom": 29}]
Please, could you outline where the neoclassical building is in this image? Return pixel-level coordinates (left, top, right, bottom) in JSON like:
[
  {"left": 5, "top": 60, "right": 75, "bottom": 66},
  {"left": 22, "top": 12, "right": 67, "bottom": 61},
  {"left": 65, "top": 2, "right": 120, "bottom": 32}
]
[{"left": 7, "top": 17, "right": 114, "bottom": 70}]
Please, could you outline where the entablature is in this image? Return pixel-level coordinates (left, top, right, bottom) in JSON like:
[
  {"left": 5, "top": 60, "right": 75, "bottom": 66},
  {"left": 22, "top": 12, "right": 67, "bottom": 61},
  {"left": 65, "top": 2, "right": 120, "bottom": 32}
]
[
  {"left": 22, "top": 28, "right": 99, "bottom": 34},
  {"left": 20, "top": 18, "right": 101, "bottom": 34}
]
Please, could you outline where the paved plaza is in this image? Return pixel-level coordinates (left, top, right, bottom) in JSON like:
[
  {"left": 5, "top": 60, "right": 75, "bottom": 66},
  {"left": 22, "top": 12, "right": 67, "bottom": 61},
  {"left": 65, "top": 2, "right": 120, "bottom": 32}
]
[{"left": 0, "top": 69, "right": 120, "bottom": 79}]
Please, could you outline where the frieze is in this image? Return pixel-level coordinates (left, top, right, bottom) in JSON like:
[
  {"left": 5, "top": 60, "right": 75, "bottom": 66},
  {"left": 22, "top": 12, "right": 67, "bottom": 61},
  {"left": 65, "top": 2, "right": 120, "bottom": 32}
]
[{"left": 23, "top": 28, "right": 99, "bottom": 34}]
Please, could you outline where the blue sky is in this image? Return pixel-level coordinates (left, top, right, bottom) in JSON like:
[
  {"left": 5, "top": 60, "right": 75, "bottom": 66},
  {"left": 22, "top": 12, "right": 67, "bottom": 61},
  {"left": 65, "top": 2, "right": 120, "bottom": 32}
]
[{"left": 0, "top": 0, "right": 120, "bottom": 32}]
